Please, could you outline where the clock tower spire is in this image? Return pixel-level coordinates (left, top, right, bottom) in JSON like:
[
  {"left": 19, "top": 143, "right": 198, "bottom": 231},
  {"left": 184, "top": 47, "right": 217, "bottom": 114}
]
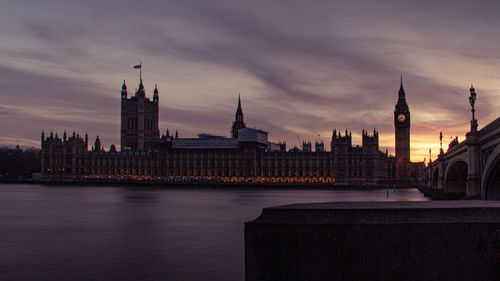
[{"left": 394, "top": 76, "right": 410, "bottom": 180}]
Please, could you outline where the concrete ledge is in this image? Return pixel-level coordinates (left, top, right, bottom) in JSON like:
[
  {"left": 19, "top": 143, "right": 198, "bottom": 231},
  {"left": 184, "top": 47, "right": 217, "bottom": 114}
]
[{"left": 245, "top": 201, "right": 500, "bottom": 281}]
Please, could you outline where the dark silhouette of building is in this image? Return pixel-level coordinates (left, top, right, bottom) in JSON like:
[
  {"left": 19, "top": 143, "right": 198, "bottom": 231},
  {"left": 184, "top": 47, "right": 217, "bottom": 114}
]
[
  {"left": 231, "top": 95, "right": 246, "bottom": 139},
  {"left": 40, "top": 131, "right": 87, "bottom": 178},
  {"left": 302, "top": 141, "right": 312, "bottom": 152},
  {"left": 41, "top": 76, "right": 402, "bottom": 184},
  {"left": 120, "top": 80, "right": 159, "bottom": 151},
  {"left": 0, "top": 145, "right": 40, "bottom": 182},
  {"left": 331, "top": 129, "right": 392, "bottom": 184},
  {"left": 394, "top": 78, "right": 410, "bottom": 180},
  {"left": 315, "top": 141, "right": 325, "bottom": 152}
]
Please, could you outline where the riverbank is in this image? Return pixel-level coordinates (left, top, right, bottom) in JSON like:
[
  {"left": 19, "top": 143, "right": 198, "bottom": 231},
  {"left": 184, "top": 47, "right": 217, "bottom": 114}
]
[{"left": 10, "top": 178, "right": 425, "bottom": 190}]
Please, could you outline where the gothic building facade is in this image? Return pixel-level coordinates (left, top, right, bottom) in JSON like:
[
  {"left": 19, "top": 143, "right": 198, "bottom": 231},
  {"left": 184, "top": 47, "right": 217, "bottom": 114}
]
[
  {"left": 120, "top": 79, "right": 159, "bottom": 151},
  {"left": 41, "top": 77, "right": 409, "bottom": 183},
  {"left": 394, "top": 79, "right": 411, "bottom": 180}
]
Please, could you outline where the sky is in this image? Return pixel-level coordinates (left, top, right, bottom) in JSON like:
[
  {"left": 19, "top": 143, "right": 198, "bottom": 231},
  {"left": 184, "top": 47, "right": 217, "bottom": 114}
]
[{"left": 1, "top": 0, "right": 500, "bottom": 161}]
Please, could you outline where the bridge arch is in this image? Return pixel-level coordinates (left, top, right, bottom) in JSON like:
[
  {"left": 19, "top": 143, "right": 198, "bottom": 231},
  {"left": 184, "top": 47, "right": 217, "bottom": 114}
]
[
  {"left": 444, "top": 160, "right": 468, "bottom": 193},
  {"left": 482, "top": 144, "right": 500, "bottom": 200}
]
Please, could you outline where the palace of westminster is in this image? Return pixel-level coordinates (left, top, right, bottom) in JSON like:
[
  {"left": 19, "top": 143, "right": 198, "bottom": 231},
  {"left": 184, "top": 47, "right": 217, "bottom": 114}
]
[{"left": 41, "top": 75, "right": 416, "bottom": 184}]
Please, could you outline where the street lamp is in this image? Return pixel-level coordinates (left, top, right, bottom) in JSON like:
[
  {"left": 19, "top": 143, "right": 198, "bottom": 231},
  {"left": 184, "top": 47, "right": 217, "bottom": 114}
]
[
  {"left": 439, "top": 131, "right": 443, "bottom": 154},
  {"left": 469, "top": 85, "right": 478, "bottom": 132}
]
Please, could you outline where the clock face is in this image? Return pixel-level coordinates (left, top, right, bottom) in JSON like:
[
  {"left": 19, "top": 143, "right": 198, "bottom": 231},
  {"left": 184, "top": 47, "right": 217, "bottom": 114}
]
[{"left": 398, "top": 114, "right": 406, "bottom": 122}]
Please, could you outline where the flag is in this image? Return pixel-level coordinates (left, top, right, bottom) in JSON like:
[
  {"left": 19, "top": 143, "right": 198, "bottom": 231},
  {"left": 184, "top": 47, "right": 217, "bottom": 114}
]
[{"left": 133, "top": 64, "right": 142, "bottom": 69}]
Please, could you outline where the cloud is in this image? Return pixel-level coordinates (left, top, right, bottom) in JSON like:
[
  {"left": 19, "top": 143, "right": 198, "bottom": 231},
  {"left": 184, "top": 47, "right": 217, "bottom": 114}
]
[{"left": 2, "top": 0, "right": 500, "bottom": 161}]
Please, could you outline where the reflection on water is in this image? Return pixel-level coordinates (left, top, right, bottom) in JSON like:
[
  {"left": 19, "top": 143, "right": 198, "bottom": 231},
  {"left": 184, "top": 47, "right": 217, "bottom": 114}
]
[{"left": 0, "top": 184, "right": 427, "bottom": 281}]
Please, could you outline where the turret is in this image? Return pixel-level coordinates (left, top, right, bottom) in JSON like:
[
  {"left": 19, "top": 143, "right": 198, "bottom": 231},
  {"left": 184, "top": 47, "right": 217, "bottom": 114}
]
[
  {"left": 121, "top": 80, "right": 127, "bottom": 99},
  {"left": 94, "top": 135, "right": 101, "bottom": 152},
  {"left": 315, "top": 140, "right": 325, "bottom": 152},
  {"left": 153, "top": 84, "right": 159, "bottom": 103},
  {"left": 136, "top": 80, "right": 145, "bottom": 97},
  {"left": 362, "top": 128, "right": 379, "bottom": 147},
  {"left": 302, "top": 141, "right": 312, "bottom": 152}
]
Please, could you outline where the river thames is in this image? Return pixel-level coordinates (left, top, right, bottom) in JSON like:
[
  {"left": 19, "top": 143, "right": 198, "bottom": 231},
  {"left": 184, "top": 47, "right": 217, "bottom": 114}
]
[{"left": 0, "top": 184, "right": 427, "bottom": 281}]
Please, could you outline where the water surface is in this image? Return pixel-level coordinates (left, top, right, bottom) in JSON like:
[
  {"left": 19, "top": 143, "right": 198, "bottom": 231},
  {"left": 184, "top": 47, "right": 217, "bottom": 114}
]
[{"left": 0, "top": 184, "right": 427, "bottom": 281}]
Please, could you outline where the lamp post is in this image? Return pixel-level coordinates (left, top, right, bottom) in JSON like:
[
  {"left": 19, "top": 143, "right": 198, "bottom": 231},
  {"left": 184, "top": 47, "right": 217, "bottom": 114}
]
[
  {"left": 465, "top": 85, "right": 481, "bottom": 197},
  {"left": 439, "top": 131, "right": 443, "bottom": 154},
  {"left": 469, "top": 85, "right": 478, "bottom": 132}
]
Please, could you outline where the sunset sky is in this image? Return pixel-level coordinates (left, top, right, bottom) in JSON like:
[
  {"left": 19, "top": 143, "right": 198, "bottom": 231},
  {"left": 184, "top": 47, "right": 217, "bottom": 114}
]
[{"left": 1, "top": 0, "right": 500, "bottom": 161}]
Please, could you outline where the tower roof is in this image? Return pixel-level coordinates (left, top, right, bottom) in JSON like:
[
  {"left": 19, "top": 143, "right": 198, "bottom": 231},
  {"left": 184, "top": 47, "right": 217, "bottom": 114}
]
[
  {"left": 396, "top": 76, "right": 409, "bottom": 109},
  {"left": 236, "top": 95, "right": 243, "bottom": 117},
  {"left": 398, "top": 76, "right": 406, "bottom": 99}
]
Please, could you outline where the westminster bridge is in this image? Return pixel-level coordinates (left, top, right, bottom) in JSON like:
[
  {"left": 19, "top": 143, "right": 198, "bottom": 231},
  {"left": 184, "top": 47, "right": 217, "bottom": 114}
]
[{"left": 426, "top": 114, "right": 500, "bottom": 199}]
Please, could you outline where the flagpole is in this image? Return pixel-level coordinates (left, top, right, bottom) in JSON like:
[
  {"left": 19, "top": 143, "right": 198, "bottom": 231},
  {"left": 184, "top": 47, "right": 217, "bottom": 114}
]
[{"left": 140, "top": 61, "right": 142, "bottom": 81}]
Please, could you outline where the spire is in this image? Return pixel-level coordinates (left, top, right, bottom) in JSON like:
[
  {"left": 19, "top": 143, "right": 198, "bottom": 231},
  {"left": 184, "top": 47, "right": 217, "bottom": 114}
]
[
  {"left": 398, "top": 75, "right": 406, "bottom": 100},
  {"left": 395, "top": 76, "right": 409, "bottom": 110},
  {"left": 231, "top": 94, "right": 246, "bottom": 138},
  {"left": 235, "top": 94, "right": 243, "bottom": 121}
]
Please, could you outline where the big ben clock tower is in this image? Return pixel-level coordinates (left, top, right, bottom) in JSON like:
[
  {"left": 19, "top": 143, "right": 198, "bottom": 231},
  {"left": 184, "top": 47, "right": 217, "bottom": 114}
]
[{"left": 394, "top": 77, "right": 410, "bottom": 180}]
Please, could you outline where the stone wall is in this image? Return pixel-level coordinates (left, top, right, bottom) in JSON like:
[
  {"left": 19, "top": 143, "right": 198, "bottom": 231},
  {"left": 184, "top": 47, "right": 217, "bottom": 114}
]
[{"left": 245, "top": 201, "right": 500, "bottom": 281}]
